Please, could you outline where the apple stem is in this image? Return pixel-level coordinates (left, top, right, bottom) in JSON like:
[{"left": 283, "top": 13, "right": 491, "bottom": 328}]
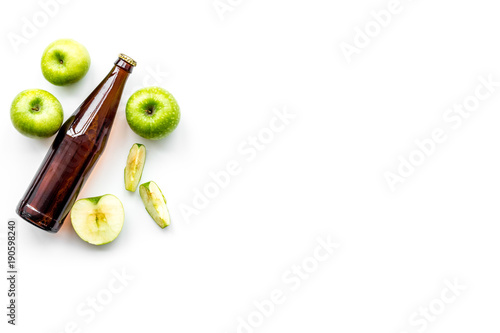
[
  {"left": 60, "top": 60, "right": 63, "bottom": 64},
  {"left": 31, "top": 107, "right": 39, "bottom": 112}
]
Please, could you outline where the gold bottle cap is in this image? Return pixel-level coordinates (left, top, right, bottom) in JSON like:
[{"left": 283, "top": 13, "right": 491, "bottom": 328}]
[{"left": 118, "top": 53, "right": 137, "bottom": 67}]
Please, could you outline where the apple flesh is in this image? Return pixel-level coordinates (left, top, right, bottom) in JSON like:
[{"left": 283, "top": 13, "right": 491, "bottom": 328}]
[
  {"left": 124, "top": 143, "right": 146, "bottom": 192},
  {"left": 125, "top": 87, "right": 180, "bottom": 140},
  {"left": 139, "top": 181, "right": 170, "bottom": 228},
  {"left": 71, "top": 194, "right": 125, "bottom": 245},
  {"left": 10, "top": 89, "right": 64, "bottom": 138},
  {"left": 41, "top": 39, "right": 91, "bottom": 86}
]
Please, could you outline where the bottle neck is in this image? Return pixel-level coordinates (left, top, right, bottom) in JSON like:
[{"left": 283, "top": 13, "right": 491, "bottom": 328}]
[
  {"left": 67, "top": 59, "right": 132, "bottom": 136},
  {"left": 114, "top": 58, "right": 134, "bottom": 73}
]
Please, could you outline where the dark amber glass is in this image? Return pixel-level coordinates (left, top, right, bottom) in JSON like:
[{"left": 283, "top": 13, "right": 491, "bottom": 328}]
[{"left": 16, "top": 56, "right": 136, "bottom": 233}]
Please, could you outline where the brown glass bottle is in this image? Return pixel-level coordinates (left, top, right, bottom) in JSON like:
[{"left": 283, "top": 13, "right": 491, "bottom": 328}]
[{"left": 16, "top": 54, "right": 136, "bottom": 233}]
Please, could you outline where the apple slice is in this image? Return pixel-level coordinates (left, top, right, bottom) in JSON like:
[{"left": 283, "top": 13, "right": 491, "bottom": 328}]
[
  {"left": 71, "top": 194, "right": 125, "bottom": 245},
  {"left": 124, "top": 143, "right": 146, "bottom": 192},
  {"left": 139, "top": 181, "right": 170, "bottom": 228}
]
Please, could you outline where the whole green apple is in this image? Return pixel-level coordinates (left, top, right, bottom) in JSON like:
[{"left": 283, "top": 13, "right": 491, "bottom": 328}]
[
  {"left": 10, "top": 89, "right": 64, "bottom": 138},
  {"left": 126, "top": 87, "right": 180, "bottom": 140},
  {"left": 41, "top": 39, "right": 91, "bottom": 86}
]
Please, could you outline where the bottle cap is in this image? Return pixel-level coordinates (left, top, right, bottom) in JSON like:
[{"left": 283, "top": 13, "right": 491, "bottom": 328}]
[{"left": 118, "top": 54, "right": 137, "bottom": 67}]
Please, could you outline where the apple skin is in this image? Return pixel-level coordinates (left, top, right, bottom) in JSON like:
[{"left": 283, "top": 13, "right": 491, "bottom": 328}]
[
  {"left": 126, "top": 87, "right": 180, "bottom": 140},
  {"left": 41, "top": 39, "right": 91, "bottom": 86},
  {"left": 10, "top": 89, "right": 64, "bottom": 138}
]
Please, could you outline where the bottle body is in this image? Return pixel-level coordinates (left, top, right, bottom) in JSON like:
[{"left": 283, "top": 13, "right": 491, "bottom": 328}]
[{"left": 17, "top": 56, "right": 135, "bottom": 233}]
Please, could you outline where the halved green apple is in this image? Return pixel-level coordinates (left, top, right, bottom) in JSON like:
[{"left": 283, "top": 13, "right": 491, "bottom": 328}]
[
  {"left": 139, "top": 181, "right": 170, "bottom": 228},
  {"left": 71, "top": 194, "right": 125, "bottom": 245},
  {"left": 124, "top": 143, "right": 146, "bottom": 192}
]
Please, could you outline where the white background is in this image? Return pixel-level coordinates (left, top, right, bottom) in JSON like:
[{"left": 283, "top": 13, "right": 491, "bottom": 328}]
[{"left": 1, "top": 0, "right": 500, "bottom": 332}]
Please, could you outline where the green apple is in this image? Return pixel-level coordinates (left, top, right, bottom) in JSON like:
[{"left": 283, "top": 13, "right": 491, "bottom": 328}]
[
  {"left": 126, "top": 87, "right": 180, "bottom": 140},
  {"left": 139, "top": 181, "right": 170, "bottom": 228},
  {"left": 71, "top": 194, "right": 125, "bottom": 245},
  {"left": 124, "top": 143, "right": 146, "bottom": 192},
  {"left": 41, "top": 39, "right": 91, "bottom": 86},
  {"left": 10, "top": 89, "right": 64, "bottom": 138}
]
